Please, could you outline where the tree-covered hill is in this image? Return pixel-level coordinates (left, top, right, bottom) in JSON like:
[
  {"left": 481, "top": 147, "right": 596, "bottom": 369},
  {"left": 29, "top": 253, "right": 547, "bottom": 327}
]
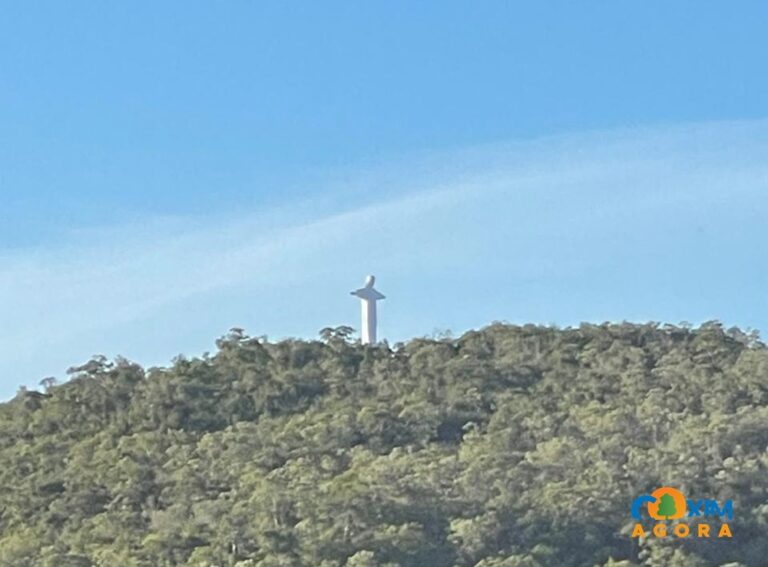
[{"left": 1, "top": 322, "right": 766, "bottom": 566}]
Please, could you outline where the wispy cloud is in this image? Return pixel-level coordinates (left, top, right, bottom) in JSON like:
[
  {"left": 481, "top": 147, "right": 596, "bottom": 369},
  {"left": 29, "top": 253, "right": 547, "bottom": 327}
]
[{"left": 2, "top": 119, "right": 767, "bottom": 397}]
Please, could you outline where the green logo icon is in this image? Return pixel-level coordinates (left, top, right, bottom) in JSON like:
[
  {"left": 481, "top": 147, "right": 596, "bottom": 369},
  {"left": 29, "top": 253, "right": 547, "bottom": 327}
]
[{"left": 656, "top": 493, "right": 677, "bottom": 519}]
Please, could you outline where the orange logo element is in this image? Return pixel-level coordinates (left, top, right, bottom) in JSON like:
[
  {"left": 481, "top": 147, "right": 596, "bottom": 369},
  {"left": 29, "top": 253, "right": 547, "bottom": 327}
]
[{"left": 647, "top": 487, "right": 687, "bottom": 520}]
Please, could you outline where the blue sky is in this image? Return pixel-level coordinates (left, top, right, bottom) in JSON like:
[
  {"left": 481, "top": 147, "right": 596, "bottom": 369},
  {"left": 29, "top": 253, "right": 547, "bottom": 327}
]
[{"left": 1, "top": 2, "right": 767, "bottom": 397}]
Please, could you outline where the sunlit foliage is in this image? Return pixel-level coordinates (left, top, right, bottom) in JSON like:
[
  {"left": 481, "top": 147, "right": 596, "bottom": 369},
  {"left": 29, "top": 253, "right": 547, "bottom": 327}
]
[{"left": 0, "top": 322, "right": 764, "bottom": 566}]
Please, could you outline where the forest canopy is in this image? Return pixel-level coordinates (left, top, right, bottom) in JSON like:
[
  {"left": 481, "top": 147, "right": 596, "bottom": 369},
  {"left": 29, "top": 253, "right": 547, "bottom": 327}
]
[{"left": 0, "top": 322, "right": 766, "bottom": 566}]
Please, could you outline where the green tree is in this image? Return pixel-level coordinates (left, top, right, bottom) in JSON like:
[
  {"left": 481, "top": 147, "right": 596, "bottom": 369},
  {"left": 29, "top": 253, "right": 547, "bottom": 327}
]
[{"left": 656, "top": 494, "right": 676, "bottom": 519}]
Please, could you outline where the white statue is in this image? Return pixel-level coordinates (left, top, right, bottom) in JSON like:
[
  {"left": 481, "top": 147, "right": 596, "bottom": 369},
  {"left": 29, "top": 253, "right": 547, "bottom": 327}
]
[{"left": 350, "top": 275, "right": 385, "bottom": 344}]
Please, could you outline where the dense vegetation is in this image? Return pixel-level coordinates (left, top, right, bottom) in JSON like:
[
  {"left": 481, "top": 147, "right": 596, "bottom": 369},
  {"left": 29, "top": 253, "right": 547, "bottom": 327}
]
[{"left": 0, "top": 322, "right": 766, "bottom": 566}]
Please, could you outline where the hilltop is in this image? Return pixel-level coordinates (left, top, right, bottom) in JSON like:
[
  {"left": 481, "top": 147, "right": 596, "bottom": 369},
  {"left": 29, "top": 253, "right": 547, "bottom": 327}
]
[{"left": 0, "top": 322, "right": 766, "bottom": 566}]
